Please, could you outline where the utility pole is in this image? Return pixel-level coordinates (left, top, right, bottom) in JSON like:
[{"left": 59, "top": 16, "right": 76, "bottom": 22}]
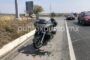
[
  {"left": 50, "top": 0, "right": 52, "bottom": 13},
  {"left": 15, "top": 0, "right": 20, "bottom": 20}
]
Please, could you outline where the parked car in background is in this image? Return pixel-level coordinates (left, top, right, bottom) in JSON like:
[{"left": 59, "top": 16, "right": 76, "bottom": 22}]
[
  {"left": 73, "top": 13, "right": 78, "bottom": 17},
  {"left": 65, "top": 14, "right": 75, "bottom": 20},
  {"left": 78, "top": 11, "right": 90, "bottom": 25}
]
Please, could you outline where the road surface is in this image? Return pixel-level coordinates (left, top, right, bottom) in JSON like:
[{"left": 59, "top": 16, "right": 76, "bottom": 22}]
[
  {"left": 67, "top": 18, "right": 90, "bottom": 60},
  {"left": 9, "top": 17, "right": 70, "bottom": 60},
  {"left": 3, "top": 17, "right": 90, "bottom": 60}
]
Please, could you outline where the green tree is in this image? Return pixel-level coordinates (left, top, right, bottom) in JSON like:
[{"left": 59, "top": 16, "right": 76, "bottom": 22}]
[
  {"left": 33, "top": 5, "right": 43, "bottom": 19},
  {"left": 50, "top": 12, "right": 56, "bottom": 18}
]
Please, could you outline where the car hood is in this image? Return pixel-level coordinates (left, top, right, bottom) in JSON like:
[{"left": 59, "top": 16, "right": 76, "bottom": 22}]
[{"left": 84, "top": 16, "right": 90, "bottom": 19}]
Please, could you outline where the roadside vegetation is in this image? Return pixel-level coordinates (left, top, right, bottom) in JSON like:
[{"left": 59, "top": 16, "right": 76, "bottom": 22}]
[
  {"left": 0, "top": 15, "right": 34, "bottom": 48},
  {"left": 33, "top": 5, "right": 43, "bottom": 19},
  {"left": 0, "top": 4, "right": 43, "bottom": 48}
]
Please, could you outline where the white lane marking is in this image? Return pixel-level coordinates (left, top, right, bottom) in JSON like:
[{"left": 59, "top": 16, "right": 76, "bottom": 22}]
[{"left": 65, "top": 20, "right": 76, "bottom": 60}]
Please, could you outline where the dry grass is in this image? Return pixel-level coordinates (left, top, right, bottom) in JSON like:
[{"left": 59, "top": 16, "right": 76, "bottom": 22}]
[
  {"left": 0, "top": 15, "right": 15, "bottom": 27},
  {"left": 0, "top": 15, "right": 34, "bottom": 48}
]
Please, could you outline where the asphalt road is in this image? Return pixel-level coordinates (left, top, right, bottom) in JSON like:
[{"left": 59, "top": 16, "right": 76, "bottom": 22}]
[
  {"left": 10, "top": 17, "right": 70, "bottom": 60},
  {"left": 8, "top": 17, "right": 90, "bottom": 60},
  {"left": 66, "top": 18, "right": 90, "bottom": 60}
]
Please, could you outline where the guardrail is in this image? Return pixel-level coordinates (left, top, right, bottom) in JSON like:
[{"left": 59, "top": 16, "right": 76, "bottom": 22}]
[{"left": 0, "top": 30, "right": 36, "bottom": 60}]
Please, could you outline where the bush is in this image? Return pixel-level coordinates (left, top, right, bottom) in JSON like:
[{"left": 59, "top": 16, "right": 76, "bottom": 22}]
[
  {"left": 50, "top": 12, "right": 56, "bottom": 17},
  {"left": 5, "top": 26, "right": 16, "bottom": 33}
]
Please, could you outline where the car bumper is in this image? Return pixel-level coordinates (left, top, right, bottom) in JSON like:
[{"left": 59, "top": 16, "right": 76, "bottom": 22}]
[
  {"left": 66, "top": 17, "right": 75, "bottom": 20},
  {"left": 85, "top": 21, "right": 90, "bottom": 24},
  {"left": 83, "top": 20, "right": 90, "bottom": 24}
]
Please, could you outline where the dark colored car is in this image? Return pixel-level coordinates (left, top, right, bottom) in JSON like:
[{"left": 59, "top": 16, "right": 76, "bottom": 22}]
[
  {"left": 66, "top": 14, "right": 75, "bottom": 20},
  {"left": 78, "top": 11, "right": 90, "bottom": 25}
]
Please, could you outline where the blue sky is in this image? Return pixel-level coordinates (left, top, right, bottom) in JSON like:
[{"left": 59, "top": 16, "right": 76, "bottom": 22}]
[{"left": 0, "top": 0, "right": 90, "bottom": 13}]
